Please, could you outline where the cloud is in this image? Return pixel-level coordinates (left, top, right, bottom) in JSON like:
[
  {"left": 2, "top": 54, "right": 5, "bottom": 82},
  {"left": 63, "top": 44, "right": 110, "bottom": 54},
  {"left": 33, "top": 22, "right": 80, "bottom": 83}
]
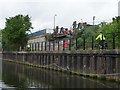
[{"left": 0, "top": 0, "right": 119, "bottom": 32}]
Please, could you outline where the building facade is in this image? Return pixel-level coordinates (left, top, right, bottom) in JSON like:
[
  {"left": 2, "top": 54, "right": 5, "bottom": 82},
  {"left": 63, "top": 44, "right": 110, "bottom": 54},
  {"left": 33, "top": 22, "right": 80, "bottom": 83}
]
[{"left": 27, "top": 29, "right": 47, "bottom": 44}]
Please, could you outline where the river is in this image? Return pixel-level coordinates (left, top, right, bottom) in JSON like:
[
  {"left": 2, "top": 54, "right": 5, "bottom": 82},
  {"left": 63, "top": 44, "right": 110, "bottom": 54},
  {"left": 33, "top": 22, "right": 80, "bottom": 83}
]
[{"left": 1, "top": 61, "right": 120, "bottom": 89}]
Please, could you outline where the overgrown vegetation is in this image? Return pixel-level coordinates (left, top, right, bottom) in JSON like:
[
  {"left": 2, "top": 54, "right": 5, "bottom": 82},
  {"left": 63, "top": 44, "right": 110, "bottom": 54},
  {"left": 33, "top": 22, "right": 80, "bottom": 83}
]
[
  {"left": 2, "top": 14, "right": 33, "bottom": 51},
  {"left": 101, "top": 16, "right": 120, "bottom": 49},
  {"left": 76, "top": 16, "right": 120, "bottom": 49}
]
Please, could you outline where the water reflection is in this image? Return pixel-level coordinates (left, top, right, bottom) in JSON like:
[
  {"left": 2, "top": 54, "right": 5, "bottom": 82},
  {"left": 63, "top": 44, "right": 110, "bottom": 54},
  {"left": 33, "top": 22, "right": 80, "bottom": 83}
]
[{"left": 2, "top": 61, "right": 120, "bottom": 89}]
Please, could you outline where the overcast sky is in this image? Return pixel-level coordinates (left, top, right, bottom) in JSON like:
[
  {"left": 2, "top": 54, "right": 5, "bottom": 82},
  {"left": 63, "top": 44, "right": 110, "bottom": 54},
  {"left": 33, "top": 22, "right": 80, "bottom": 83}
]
[{"left": 0, "top": 0, "right": 120, "bottom": 32}]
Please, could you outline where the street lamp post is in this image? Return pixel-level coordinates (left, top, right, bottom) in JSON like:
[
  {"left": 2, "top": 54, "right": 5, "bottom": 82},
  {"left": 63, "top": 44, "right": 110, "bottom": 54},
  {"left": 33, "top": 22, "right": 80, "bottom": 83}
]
[
  {"left": 54, "top": 14, "right": 57, "bottom": 31},
  {"left": 92, "top": 16, "right": 95, "bottom": 50},
  {"left": 93, "top": 16, "right": 95, "bottom": 26}
]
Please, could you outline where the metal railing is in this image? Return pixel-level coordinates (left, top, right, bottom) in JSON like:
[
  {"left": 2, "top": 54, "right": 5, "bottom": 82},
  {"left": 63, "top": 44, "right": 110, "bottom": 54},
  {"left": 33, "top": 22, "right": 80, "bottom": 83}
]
[{"left": 27, "top": 33, "right": 120, "bottom": 51}]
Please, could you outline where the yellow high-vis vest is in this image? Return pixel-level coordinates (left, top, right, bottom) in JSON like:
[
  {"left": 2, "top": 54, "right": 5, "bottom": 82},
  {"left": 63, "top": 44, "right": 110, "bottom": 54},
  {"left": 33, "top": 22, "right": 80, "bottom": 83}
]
[{"left": 96, "top": 33, "right": 105, "bottom": 40}]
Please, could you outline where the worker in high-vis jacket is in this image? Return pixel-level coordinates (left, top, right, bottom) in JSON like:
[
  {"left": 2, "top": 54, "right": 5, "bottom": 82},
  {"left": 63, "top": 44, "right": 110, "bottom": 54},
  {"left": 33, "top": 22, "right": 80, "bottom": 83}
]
[
  {"left": 26, "top": 44, "right": 30, "bottom": 51},
  {"left": 96, "top": 32, "right": 106, "bottom": 48}
]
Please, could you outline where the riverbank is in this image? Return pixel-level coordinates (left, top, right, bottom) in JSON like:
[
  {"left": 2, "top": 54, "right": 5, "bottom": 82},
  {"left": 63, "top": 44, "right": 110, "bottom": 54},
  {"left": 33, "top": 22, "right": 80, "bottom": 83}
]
[{"left": 2, "top": 50, "right": 120, "bottom": 83}]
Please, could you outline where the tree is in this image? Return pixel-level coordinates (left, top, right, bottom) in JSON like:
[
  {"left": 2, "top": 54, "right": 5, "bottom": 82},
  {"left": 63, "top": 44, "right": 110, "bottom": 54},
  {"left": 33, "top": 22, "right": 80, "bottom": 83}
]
[
  {"left": 2, "top": 14, "right": 33, "bottom": 51},
  {"left": 98, "top": 16, "right": 120, "bottom": 49}
]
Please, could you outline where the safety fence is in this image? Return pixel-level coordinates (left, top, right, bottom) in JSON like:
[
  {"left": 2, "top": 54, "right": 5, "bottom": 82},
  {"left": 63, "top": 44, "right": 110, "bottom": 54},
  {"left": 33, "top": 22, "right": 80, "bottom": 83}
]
[{"left": 28, "top": 34, "right": 120, "bottom": 51}]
